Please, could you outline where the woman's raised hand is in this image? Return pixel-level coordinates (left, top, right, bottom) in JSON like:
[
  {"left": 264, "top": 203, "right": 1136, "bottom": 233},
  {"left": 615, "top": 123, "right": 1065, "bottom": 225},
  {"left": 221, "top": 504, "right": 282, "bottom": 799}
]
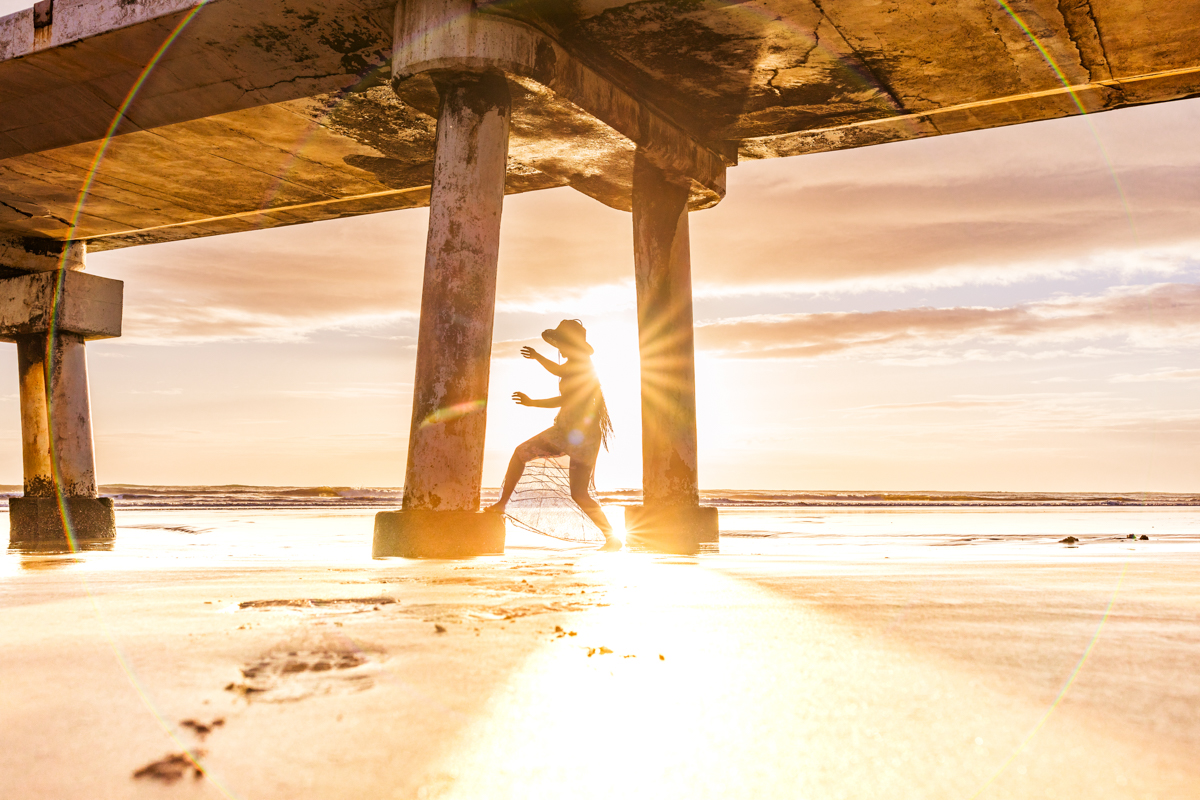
[
  {"left": 512, "top": 392, "right": 533, "bottom": 406},
  {"left": 520, "top": 346, "right": 540, "bottom": 360}
]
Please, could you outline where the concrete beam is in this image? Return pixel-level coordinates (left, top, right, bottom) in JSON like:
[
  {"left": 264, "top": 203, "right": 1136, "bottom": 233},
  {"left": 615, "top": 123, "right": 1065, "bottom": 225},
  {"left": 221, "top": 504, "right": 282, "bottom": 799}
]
[
  {"left": 0, "top": 235, "right": 85, "bottom": 274},
  {"left": 392, "top": 0, "right": 726, "bottom": 211},
  {"left": 0, "top": 0, "right": 398, "bottom": 160},
  {"left": 0, "top": 269, "right": 123, "bottom": 341}
]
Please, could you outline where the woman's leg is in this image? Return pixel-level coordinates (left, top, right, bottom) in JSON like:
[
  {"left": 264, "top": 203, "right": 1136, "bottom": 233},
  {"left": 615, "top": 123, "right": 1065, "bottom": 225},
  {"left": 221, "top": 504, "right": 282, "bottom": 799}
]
[
  {"left": 488, "top": 431, "right": 559, "bottom": 511},
  {"left": 569, "top": 458, "right": 620, "bottom": 549}
]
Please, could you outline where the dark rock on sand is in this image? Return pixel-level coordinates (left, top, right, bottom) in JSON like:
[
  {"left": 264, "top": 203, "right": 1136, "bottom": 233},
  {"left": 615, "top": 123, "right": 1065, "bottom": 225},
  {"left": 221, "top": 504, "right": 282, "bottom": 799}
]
[
  {"left": 133, "top": 751, "right": 205, "bottom": 783},
  {"left": 179, "top": 718, "right": 224, "bottom": 739}
]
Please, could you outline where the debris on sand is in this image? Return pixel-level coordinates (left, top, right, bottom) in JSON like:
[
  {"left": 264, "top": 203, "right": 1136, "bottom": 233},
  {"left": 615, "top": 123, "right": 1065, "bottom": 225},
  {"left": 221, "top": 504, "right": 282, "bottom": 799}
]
[
  {"left": 1059, "top": 536, "right": 1079, "bottom": 544},
  {"left": 434, "top": 624, "right": 447, "bottom": 634},
  {"left": 179, "top": 718, "right": 224, "bottom": 739},
  {"left": 1140, "top": 535, "right": 1150, "bottom": 540},
  {"left": 133, "top": 751, "right": 206, "bottom": 783}
]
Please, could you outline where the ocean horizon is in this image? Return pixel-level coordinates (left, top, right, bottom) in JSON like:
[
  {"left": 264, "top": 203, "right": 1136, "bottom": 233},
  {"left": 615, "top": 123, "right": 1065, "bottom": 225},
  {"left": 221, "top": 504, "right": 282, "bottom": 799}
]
[{"left": 1, "top": 485, "right": 1196, "bottom": 510}]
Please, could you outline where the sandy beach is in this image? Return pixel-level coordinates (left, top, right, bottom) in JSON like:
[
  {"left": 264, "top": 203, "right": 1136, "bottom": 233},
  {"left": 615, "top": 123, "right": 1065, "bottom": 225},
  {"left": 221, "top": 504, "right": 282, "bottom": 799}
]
[{"left": 3, "top": 507, "right": 1198, "bottom": 799}]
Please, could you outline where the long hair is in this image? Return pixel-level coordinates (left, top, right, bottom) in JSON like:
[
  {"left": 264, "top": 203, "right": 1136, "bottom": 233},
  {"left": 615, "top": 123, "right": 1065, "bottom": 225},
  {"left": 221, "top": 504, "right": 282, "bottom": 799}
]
[{"left": 597, "top": 390, "right": 614, "bottom": 451}]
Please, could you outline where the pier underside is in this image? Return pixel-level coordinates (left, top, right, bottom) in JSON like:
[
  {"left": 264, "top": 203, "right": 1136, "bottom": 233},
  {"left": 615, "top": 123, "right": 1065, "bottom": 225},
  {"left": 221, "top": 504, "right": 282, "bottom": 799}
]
[{"left": 0, "top": 0, "right": 1197, "bottom": 251}]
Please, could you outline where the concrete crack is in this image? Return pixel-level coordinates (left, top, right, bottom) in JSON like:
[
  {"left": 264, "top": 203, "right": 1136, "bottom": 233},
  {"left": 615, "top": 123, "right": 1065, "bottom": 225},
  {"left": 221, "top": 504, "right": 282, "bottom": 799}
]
[
  {"left": 0, "top": 199, "right": 34, "bottom": 219},
  {"left": 1057, "top": 0, "right": 1112, "bottom": 81},
  {"left": 243, "top": 71, "right": 362, "bottom": 100},
  {"left": 0, "top": 199, "right": 71, "bottom": 227},
  {"left": 764, "top": 67, "right": 782, "bottom": 97},
  {"left": 809, "top": 0, "right": 909, "bottom": 114}
]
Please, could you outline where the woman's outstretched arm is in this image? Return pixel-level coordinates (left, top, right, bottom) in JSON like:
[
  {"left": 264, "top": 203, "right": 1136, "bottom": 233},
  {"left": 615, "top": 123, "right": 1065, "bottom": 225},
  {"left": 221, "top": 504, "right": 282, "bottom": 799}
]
[
  {"left": 513, "top": 392, "right": 563, "bottom": 408},
  {"left": 521, "top": 346, "right": 566, "bottom": 376}
]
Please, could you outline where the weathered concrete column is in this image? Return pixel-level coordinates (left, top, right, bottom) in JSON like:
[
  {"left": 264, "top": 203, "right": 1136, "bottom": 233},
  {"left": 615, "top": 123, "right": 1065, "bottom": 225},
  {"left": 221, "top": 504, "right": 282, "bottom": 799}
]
[
  {"left": 16, "top": 336, "right": 53, "bottom": 497},
  {"left": 48, "top": 333, "right": 99, "bottom": 496},
  {"left": 3, "top": 260, "right": 122, "bottom": 544},
  {"left": 624, "top": 151, "right": 719, "bottom": 554},
  {"left": 373, "top": 71, "right": 510, "bottom": 558}
]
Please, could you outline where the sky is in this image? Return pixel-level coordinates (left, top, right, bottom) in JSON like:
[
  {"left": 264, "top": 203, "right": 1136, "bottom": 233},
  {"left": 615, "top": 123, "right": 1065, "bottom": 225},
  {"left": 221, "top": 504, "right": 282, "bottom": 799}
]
[{"left": 2, "top": 4, "right": 1199, "bottom": 491}]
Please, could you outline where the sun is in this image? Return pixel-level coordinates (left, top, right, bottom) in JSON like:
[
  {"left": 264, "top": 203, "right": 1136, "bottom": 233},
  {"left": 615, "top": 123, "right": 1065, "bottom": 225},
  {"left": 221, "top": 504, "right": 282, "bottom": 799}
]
[{"left": 578, "top": 316, "right": 643, "bottom": 492}]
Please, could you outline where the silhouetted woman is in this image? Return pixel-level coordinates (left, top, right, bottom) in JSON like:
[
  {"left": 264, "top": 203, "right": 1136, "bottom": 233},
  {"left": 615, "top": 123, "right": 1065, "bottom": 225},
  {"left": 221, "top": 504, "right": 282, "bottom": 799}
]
[{"left": 487, "top": 319, "right": 620, "bottom": 550}]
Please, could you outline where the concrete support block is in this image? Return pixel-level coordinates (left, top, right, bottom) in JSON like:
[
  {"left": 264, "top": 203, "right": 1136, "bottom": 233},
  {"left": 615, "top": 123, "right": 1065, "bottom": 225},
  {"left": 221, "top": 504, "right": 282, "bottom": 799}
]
[
  {"left": 373, "top": 510, "right": 505, "bottom": 559},
  {"left": 9, "top": 496, "right": 115, "bottom": 543},
  {"left": 0, "top": 269, "right": 123, "bottom": 341},
  {"left": 624, "top": 505, "right": 719, "bottom": 555},
  {"left": 401, "top": 70, "right": 510, "bottom": 518}
]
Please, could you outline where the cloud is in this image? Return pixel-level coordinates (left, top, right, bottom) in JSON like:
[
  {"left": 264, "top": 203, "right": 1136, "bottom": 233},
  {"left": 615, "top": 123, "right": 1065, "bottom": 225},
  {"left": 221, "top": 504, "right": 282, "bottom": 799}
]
[
  {"left": 1111, "top": 368, "right": 1200, "bottom": 383},
  {"left": 84, "top": 98, "right": 1200, "bottom": 341},
  {"left": 852, "top": 397, "right": 1025, "bottom": 413},
  {"left": 89, "top": 187, "right": 634, "bottom": 342},
  {"left": 280, "top": 383, "right": 413, "bottom": 399},
  {"left": 690, "top": 98, "right": 1200, "bottom": 292},
  {"left": 695, "top": 282, "right": 1200, "bottom": 359}
]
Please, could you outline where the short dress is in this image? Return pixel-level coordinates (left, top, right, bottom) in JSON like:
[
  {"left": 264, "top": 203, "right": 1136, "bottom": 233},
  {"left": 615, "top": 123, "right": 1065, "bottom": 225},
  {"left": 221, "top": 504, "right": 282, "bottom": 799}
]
[{"left": 520, "top": 360, "right": 605, "bottom": 467}]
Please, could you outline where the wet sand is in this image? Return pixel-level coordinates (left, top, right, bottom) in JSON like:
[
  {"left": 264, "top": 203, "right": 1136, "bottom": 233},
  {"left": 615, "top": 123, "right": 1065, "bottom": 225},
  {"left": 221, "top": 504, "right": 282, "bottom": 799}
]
[{"left": 2, "top": 510, "right": 1198, "bottom": 799}]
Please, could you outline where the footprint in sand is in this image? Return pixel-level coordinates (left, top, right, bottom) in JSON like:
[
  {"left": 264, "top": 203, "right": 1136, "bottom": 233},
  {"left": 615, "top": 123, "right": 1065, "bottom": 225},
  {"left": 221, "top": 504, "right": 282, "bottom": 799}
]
[{"left": 225, "top": 630, "right": 380, "bottom": 702}]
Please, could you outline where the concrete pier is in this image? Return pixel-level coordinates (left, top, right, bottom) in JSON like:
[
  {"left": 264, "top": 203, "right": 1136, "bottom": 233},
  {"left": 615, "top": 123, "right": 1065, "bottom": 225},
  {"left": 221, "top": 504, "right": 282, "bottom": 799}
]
[
  {"left": 373, "top": 71, "right": 510, "bottom": 558},
  {"left": 2, "top": 266, "right": 122, "bottom": 544},
  {"left": 625, "top": 152, "right": 718, "bottom": 554}
]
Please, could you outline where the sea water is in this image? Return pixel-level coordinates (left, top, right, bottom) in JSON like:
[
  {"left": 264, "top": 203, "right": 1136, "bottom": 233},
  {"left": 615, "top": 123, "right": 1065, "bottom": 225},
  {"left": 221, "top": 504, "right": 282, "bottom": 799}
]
[{"left": 4, "top": 487, "right": 1200, "bottom": 576}]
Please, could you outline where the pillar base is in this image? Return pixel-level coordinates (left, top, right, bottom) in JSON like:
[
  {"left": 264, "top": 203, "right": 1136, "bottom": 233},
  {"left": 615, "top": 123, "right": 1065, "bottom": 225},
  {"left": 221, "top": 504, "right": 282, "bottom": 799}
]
[
  {"left": 8, "top": 496, "right": 115, "bottom": 544},
  {"left": 373, "top": 509, "right": 506, "bottom": 558},
  {"left": 624, "top": 505, "right": 719, "bottom": 555}
]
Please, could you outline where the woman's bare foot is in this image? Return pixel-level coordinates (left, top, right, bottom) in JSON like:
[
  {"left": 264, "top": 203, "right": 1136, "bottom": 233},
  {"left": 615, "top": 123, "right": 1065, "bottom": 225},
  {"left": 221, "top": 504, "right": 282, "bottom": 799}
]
[
  {"left": 484, "top": 502, "right": 506, "bottom": 514},
  {"left": 598, "top": 534, "right": 622, "bottom": 552}
]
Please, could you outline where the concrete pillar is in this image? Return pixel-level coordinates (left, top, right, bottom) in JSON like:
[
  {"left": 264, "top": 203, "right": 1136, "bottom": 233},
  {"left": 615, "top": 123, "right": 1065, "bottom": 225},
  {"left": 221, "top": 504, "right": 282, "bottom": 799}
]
[
  {"left": 624, "top": 151, "right": 719, "bottom": 554},
  {"left": 47, "top": 333, "right": 99, "bottom": 497},
  {"left": 373, "top": 71, "right": 510, "bottom": 558},
  {"left": 16, "top": 337, "right": 52, "bottom": 497},
  {"left": 4, "top": 259, "right": 119, "bottom": 545},
  {"left": 10, "top": 331, "right": 114, "bottom": 542}
]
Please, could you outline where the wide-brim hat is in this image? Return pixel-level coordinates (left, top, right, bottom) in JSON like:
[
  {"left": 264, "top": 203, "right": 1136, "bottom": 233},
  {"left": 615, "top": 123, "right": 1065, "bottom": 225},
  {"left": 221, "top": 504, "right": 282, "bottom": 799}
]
[{"left": 542, "top": 319, "right": 594, "bottom": 355}]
